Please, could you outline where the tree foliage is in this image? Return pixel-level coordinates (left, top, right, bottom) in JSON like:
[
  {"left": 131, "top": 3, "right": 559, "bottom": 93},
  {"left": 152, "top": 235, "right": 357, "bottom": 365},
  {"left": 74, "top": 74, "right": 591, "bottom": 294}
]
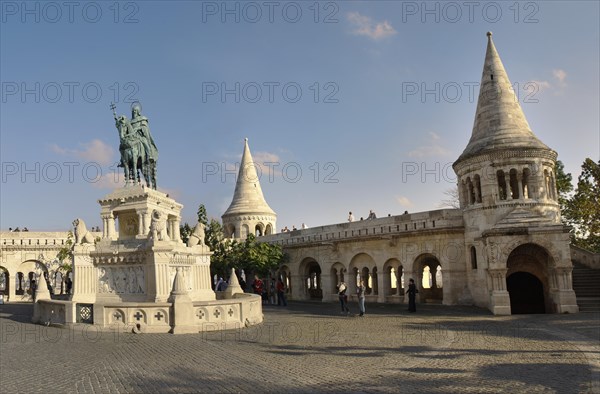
[
  {"left": 563, "top": 158, "right": 600, "bottom": 252},
  {"left": 180, "top": 214, "right": 286, "bottom": 279},
  {"left": 555, "top": 160, "right": 573, "bottom": 213},
  {"left": 56, "top": 231, "right": 74, "bottom": 272}
]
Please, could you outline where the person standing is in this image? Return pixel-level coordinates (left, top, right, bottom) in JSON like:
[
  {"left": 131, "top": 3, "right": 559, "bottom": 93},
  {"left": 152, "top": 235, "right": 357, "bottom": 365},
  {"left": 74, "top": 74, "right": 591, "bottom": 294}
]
[
  {"left": 406, "top": 278, "right": 418, "bottom": 312},
  {"left": 30, "top": 279, "right": 37, "bottom": 302},
  {"left": 276, "top": 279, "right": 287, "bottom": 306},
  {"left": 337, "top": 281, "right": 350, "bottom": 315},
  {"left": 348, "top": 212, "right": 354, "bottom": 222},
  {"left": 269, "top": 278, "right": 277, "bottom": 305},
  {"left": 252, "top": 275, "right": 264, "bottom": 302},
  {"left": 357, "top": 280, "right": 366, "bottom": 317}
]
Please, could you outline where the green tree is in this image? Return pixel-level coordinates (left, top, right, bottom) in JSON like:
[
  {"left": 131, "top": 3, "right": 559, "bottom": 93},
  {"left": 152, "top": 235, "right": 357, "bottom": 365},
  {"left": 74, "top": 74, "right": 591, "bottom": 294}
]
[
  {"left": 197, "top": 204, "right": 208, "bottom": 226},
  {"left": 563, "top": 158, "right": 600, "bottom": 252},
  {"left": 57, "top": 231, "right": 74, "bottom": 272},
  {"left": 179, "top": 223, "right": 193, "bottom": 245},
  {"left": 555, "top": 160, "right": 573, "bottom": 213}
]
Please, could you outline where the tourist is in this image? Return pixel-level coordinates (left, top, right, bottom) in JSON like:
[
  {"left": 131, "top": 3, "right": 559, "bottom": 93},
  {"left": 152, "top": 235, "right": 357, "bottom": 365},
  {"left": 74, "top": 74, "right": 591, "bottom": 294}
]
[
  {"left": 269, "top": 278, "right": 276, "bottom": 305},
  {"left": 215, "top": 277, "right": 225, "bottom": 291},
  {"left": 348, "top": 212, "right": 354, "bottom": 222},
  {"left": 8, "top": 228, "right": 13, "bottom": 232},
  {"left": 292, "top": 225, "right": 297, "bottom": 231},
  {"left": 357, "top": 280, "right": 366, "bottom": 316},
  {"left": 301, "top": 223, "right": 308, "bottom": 229},
  {"left": 406, "top": 278, "right": 418, "bottom": 312},
  {"left": 65, "top": 276, "right": 73, "bottom": 295},
  {"left": 23, "top": 227, "right": 29, "bottom": 232},
  {"left": 252, "top": 275, "right": 264, "bottom": 301},
  {"left": 367, "top": 210, "right": 377, "bottom": 219},
  {"left": 276, "top": 279, "right": 287, "bottom": 306},
  {"left": 30, "top": 279, "right": 37, "bottom": 302},
  {"left": 239, "top": 277, "right": 247, "bottom": 292},
  {"left": 337, "top": 281, "right": 350, "bottom": 315}
]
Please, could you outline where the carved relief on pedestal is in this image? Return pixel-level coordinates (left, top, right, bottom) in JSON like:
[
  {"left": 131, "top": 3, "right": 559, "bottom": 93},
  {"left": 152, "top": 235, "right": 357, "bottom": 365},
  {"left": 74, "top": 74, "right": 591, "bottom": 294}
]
[
  {"left": 169, "top": 265, "right": 192, "bottom": 292},
  {"left": 98, "top": 265, "right": 145, "bottom": 294}
]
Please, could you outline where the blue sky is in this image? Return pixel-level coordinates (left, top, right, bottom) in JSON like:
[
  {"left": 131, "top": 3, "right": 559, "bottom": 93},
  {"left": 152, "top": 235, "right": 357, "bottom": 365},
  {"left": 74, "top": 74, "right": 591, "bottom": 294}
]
[{"left": 1, "top": 1, "right": 598, "bottom": 231}]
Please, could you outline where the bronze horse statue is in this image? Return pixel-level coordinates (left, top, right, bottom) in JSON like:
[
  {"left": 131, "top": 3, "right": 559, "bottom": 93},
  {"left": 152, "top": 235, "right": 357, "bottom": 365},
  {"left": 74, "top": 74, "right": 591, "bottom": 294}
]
[{"left": 116, "top": 115, "right": 157, "bottom": 189}]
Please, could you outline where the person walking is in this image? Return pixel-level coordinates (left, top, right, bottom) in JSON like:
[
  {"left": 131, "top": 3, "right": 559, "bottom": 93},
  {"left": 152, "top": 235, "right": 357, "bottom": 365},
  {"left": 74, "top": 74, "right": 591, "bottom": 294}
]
[
  {"left": 357, "top": 280, "right": 366, "bottom": 316},
  {"left": 276, "top": 279, "right": 287, "bottom": 306},
  {"left": 406, "top": 278, "right": 418, "bottom": 312},
  {"left": 337, "top": 281, "right": 350, "bottom": 315}
]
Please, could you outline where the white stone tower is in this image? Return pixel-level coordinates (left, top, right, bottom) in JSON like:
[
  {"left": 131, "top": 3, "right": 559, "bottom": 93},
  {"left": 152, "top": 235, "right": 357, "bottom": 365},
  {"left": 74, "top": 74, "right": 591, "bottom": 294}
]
[
  {"left": 453, "top": 32, "right": 578, "bottom": 314},
  {"left": 222, "top": 138, "right": 277, "bottom": 239}
]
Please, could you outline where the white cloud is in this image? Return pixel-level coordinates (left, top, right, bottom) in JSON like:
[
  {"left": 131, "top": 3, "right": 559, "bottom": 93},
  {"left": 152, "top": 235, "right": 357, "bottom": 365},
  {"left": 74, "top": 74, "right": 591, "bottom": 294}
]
[
  {"left": 347, "top": 12, "right": 396, "bottom": 40},
  {"left": 253, "top": 151, "right": 281, "bottom": 165},
  {"left": 51, "top": 139, "right": 114, "bottom": 166},
  {"left": 408, "top": 132, "right": 453, "bottom": 158},
  {"left": 396, "top": 196, "right": 414, "bottom": 207},
  {"left": 529, "top": 80, "right": 552, "bottom": 93},
  {"left": 91, "top": 171, "right": 124, "bottom": 190},
  {"left": 553, "top": 69, "right": 567, "bottom": 88}
]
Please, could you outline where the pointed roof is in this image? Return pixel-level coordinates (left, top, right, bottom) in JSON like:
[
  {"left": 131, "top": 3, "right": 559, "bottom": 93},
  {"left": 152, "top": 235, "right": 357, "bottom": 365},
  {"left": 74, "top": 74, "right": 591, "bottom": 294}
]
[
  {"left": 222, "top": 138, "right": 276, "bottom": 217},
  {"left": 456, "top": 32, "right": 550, "bottom": 163}
]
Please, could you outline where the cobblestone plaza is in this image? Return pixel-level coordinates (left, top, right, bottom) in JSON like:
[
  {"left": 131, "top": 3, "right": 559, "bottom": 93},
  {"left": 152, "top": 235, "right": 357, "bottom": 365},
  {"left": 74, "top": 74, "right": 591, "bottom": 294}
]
[{"left": 1, "top": 302, "right": 598, "bottom": 393}]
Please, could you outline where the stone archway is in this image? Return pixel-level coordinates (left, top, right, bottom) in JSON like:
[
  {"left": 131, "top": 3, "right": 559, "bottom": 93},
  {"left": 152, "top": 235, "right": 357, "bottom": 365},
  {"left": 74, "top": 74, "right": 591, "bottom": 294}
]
[
  {"left": 506, "top": 243, "right": 551, "bottom": 314},
  {"left": 349, "top": 253, "right": 377, "bottom": 297},
  {"left": 383, "top": 259, "right": 403, "bottom": 299},
  {"left": 300, "top": 258, "right": 322, "bottom": 300},
  {"left": 277, "top": 265, "right": 291, "bottom": 297},
  {"left": 413, "top": 254, "right": 443, "bottom": 303},
  {"left": 0, "top": 266, "right": 9, "bottom": 301},
  {"left": 330, "top": 262, "right": 346, "bottom": 296},
  {"left": 16, "top": 260, "right": 48, "bottom": 301},
  {"left": 507, "top": 272, "right": 545, "bottom": 314}
]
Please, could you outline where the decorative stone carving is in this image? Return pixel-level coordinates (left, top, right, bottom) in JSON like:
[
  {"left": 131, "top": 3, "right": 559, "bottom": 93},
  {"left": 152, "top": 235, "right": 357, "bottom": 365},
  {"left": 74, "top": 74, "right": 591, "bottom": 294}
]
[
  {"left": 98, "top": 266, "right": 145, "bottom": 294},
  {"left": 148, "top": 210, "right": 170, "bottom": 241},
  {"left": 187, "top": 222, "right": 205, "bottom": 247},
  {"left": 73, "top": 218, "right": 95, "bottom": 244}
]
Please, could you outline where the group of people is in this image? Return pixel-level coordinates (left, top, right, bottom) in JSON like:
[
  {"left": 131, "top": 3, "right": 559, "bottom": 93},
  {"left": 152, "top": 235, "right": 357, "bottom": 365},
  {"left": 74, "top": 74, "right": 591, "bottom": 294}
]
[
  {"left": 347, "top": 210, "right": 378, "bottom": 222},
  {"left": 8, "top": 227, "right": 29, "bottom": 232},
  {"left": 337, "top": 278, "right": 419, "bottom": 316},
  {"left": 251, "top": 275, "right": 287, "bottom": 306},
  {"left": 281, "top": 223, "right": 308, "bottom": 233}
]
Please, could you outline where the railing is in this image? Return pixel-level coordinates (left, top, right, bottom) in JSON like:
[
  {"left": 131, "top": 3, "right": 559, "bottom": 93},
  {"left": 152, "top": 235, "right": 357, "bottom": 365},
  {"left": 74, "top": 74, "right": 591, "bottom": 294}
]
[{"left": 259, "top": 209, "right": 464, "bottom": 247}]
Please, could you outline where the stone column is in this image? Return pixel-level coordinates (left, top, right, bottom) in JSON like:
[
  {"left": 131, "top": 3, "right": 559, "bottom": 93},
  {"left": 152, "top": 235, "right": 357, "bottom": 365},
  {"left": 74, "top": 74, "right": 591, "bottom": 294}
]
[
  {"left": 107, "top": 214, "right": 116, "bottom": 240},
  {"left": 517, "top": 174, "right": 523, "bottom": 200},
  {"left": 488, "top": 268, "right": 510, "bottom": 315},
  {"left": 549, "top": 266, "right": 579, "bottom": 313},
  {"left": 70, "top": 245, "right": 97, "bottom": 304},
  {"left": 102, "top": 217, "right": 108, "bottom": 238},
  {"left": 173, "top": 218, "right": 181, "bottom": 242},
  {"left": 320, "top": 269, "right": 333, "bottom": 302},
  {"left": 137, "top": 211, "right": 145, "bottom": 236},
  {"left": 8, "top": 274, "right": 16, "bottom": 303},
  {"left": 376, "top": 267, "right": 385, "bottom": 303},
  {"left": 289, "top": 273, "right": 303, "bottom": 301}
]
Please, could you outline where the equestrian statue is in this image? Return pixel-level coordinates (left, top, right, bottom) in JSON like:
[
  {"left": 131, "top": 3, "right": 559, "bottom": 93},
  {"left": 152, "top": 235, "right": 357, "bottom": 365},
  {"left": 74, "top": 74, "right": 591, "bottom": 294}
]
[{"left": 111, "top": 102, "right": 158, "bottom": 189}]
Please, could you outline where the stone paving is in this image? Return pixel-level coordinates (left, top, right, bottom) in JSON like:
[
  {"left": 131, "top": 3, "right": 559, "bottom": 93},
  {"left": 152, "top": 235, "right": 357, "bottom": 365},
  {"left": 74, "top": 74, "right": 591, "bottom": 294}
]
[{"left": 1, "top": 301, "right": 598, "bottom": 393}]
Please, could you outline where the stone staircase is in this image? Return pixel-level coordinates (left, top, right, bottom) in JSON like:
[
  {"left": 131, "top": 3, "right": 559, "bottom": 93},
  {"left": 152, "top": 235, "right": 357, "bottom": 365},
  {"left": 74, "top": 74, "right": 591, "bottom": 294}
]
[{"left": 572, "top": 262, "right": 600, "bottom": 312}]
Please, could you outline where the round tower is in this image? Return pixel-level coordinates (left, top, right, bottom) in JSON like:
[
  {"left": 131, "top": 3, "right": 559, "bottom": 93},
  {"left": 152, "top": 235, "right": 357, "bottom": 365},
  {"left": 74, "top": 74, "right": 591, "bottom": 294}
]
[
  {"left": 222, "top": 138, "right": 277, "bottom": 239},
  {"left": 453, "top": 33, "right": 578, "bottom": 315}
]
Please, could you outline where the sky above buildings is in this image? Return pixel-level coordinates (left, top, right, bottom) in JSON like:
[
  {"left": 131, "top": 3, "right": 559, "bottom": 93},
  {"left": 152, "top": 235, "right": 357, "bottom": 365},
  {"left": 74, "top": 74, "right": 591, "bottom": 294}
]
[{"left": 1, "top": 1, "right": 599, "bottom": 231}]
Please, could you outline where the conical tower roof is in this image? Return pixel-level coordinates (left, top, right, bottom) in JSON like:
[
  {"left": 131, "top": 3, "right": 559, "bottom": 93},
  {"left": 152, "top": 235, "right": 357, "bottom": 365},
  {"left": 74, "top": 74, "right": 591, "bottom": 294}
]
[
  {"left": 223, "top": 138, "right": 276, "bottom": 217},
  {"left": 456, "top": 32, "right": 550, "bottom": 163}
]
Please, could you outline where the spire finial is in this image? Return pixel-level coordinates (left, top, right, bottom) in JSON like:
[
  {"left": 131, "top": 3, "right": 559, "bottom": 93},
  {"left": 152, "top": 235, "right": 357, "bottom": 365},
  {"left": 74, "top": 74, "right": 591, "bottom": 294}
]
[
  {"left": 486, "top": 31, "right": 492, "bottom": 38},
  {"left": 244, "top": 137, "right": 248, "bottom": 142}
]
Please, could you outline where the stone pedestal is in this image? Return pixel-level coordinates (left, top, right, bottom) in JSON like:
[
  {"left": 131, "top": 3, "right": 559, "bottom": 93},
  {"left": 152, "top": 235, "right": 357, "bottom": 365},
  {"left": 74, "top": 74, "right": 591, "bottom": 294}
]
[
  {"left": 549, "top": 289, "right": 579, "bottom": 313},
  {"left": 490, "top": 290, "right": 511, "bottom": 315}
]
